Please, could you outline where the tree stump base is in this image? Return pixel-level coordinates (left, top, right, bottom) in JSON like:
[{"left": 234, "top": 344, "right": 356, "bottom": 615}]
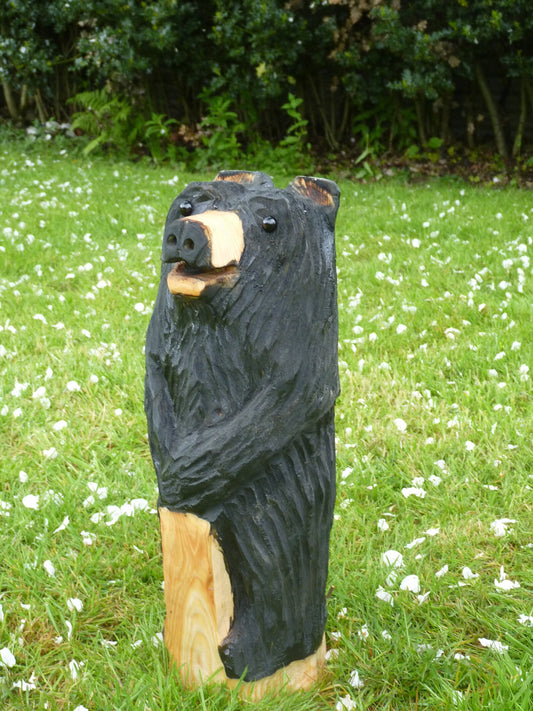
[{"left": 160, "top": 507, "right": 326, "bottom": 701}]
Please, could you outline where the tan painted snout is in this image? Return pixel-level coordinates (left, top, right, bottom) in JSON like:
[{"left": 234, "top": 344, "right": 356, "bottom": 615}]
[
  {"left": 183, "top": 210, "right": 244, "bottom": 269},
  {"left": 166, "top": 210, "right": 244, "bottom": 298}
]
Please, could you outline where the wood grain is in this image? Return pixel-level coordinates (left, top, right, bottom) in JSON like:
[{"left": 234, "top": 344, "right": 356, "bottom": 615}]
[{"left": 159, "top": 507, "right": 326, "bottom": 699}]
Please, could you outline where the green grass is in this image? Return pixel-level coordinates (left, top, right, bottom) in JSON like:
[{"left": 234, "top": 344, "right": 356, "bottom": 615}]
[{"left": 0, "top": 144, "right": 532, "bottom": 710}]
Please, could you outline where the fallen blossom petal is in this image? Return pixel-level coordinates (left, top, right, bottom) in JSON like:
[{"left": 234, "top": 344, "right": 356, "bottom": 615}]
[
  {"left": 69, "top": 659, "right": 84, "bottom": 680},
  {"left": 494, "top": 578, "right": 520, "bottom": 591},
  {"left": 336, "top": 695, "right": 357, "bottom": 711},
  {"left": 400, "top": 574, "right": 421, "bottom": 593},
  {"left": 43, "top": 560, "right": 55, "bottom": 577},
  {"left": 52, "top": 420, "right": 68, "bottom": 431},
  {"left": 382, "top": 550, "right": 404, "bottom": 568},
  {"left": 490, "top": 518, "right": 516, "bottom": 537},
  {"left": 53, "top": 516, "right": 69, "bottom": 533},
  {"left": 348, "top": 669, "right": 364, "bottom": 689},
  {"left": 402, "top": 487, "right": 426, "bottom": 498},
  {"left": 22, "top": 494, "right": 40, "bottom": 510},
  {"left": 478, "top": 638, "right": 508, "bottom": 654},
  {"left": 67, "top": 598, "right": 83, "bottom": 612},
  {"left": 462, "top": 567, "right": 479, "bottom": 580},
  {"left": 12, "top": 673, "right": 37, "bottom": 692},
  {"left": 405, "top": 537, "right": 425, "bottom": 549},
  {"left": 0, "top": 647, "right": 16, "bottom": 667},
  {"left": 394, "top": 418, "right": 407, "bottom": 432},
  {"left": 376, "top": 586, "right": 394, "bottom": 606}
]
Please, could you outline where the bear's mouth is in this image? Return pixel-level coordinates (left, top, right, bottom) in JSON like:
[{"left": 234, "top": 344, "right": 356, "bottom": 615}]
[{"left": 167, "top": 260, "right": 238, "bottom": 298}]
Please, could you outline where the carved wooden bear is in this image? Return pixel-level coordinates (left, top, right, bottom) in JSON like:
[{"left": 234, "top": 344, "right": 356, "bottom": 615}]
[{"left": 144, "top": 170, "right": 340, "bottom": 696}]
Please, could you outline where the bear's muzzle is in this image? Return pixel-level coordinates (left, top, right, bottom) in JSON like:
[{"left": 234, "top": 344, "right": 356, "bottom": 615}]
[{"left": 164, "top": 210, "right": 244, "bottom": 297}]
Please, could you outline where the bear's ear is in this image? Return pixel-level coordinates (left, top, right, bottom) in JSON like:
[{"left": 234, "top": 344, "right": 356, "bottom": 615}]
[
  {"left": 289, "top": 176, "right": 340, "bottom": 212},
  {"left": 214, "top": 170, "right": 274, "bottom": 188}
]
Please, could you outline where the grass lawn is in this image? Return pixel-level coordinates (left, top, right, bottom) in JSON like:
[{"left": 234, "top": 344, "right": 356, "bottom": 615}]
[{"left": 0, "top": 143, "right": 531, "bottom": 710}]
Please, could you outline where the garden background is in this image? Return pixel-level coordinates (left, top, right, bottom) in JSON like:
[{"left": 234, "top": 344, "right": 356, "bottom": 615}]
[
  {"left": 1, "top": 1, "right": 532, "bottom": 709},
  {"left": 2, "top": 0, "right": 533, "bottom": 177}
]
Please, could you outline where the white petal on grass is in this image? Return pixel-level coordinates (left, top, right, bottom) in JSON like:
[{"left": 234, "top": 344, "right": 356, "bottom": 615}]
[
  {"left": 377, "top": 518, "right": 390, "bottom": 531},
  {"left": 67, "top": 598, "right": 83, "bottom": 613},
  {"left": 52, "top": 420, "right": 68, "bottom": 431},
  {"left": 43, "top": 447, "right": 58, "bottom": 460},
  {"left": 400, "top": 575, "right": 421, "bottom": 593},
  {"left": 494, "top": 567, "right": 520, "bottom": 591},
  {"left": 43, "top": 560, "right": 55, "bottom": 577},
  {"left": 375, "top": 586, "right": 394, "bottom": 606},
  {"left": 495, "top": 578, "right": 520, "bottom": 591},
  {"left": 22, "top": 494, "right": 40, "bottom": 510},
  {"left": 382, "top": 550, "right": 404, "bottom": 568},
  {"left": 402, "top": 487, "right": 426, "bottom": 498},
  {"left": 394, "top": 418, "right": 407, "bottom": 432},
  {"left": 462, "top": 567, "right": 479, "bottom": 580},
  {"left": 0, "top": 603, "right": 3, "bottom": 622},
  {"left": 53, "top": 516, "right": 69, "bottom": 533},
  {"left": 81, "top": 530, "right": 96, "bottom": 546},
  {"left": 66, "top": 620, "right": 73, "bottom": 640},
  {"left": 66, "top": 380, "right": 81, "bottom": 392},
  {"left": 405, "top": 537, "right": 425, "bottom": 549},
  {"left": 425, "top": 527, "right": 440, "bottom": 536},
  {"left": 357, "top": 624, "right": 369, "bottom": 639},
  {"left": 0, "top": 647, "right": 16, "bottom": 667},
  {"left": 12, "top": 672, "right": 38, "bottom": 691},
  {"left": 490, "top": 518, "right": 516, "bottom": 537},
  {"left": 465, "top": 440, "right": 476, "bottom": 451},
  {"left": 73, "top": 707, "right": 89, "bottom": 711},
  {"left": 152, "top": 632, "right": 164, "bottom": 647},
  {"left": 435, "top": 565, "right": 449, "bottom": 578},
  {"left": 518, "top": 614, "right": 533, "bottom": 627},
  {"left": 348, "top": 669, "right": 364, "bottom": 689},
  {"left": 69, "top": 659, "right": 84, "bottom": 680},
  {"left": 336, "top": 695, "right": 357, "bottom": 711},
  {"left": 478, "top": 638, "right": 508, "bottom": 654}
]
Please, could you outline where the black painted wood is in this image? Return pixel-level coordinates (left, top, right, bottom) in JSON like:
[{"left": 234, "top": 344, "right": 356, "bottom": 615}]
[{"left": 145, "top": 171, "right": 340, "bottom": 682}]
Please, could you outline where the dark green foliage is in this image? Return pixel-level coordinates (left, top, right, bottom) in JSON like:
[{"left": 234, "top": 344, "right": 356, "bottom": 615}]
[{"left": 2, "top": 0, "right": 533, "bottom": 164}]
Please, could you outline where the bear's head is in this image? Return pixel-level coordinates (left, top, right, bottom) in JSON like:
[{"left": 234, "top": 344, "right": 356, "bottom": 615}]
[{"left": 159, "top": 171, "right": 339, "bottom": 314}]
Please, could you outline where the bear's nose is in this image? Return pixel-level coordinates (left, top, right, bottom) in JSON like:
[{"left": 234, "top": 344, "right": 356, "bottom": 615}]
[{"left": 162, "top": 219, "right": 210, "bottom": 267}]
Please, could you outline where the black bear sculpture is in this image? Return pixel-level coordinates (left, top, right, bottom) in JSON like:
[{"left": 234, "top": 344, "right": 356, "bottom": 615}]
[{"left": 144, "top": 170, "right": 340, "bottom": 696}]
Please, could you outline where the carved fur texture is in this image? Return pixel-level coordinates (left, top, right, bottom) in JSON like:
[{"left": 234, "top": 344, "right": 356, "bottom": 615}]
[{"left": 145, "top": 171, "right": 340, "bottom": 681}]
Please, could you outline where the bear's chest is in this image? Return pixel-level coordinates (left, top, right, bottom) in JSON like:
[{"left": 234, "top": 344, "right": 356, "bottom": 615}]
[{"left": 162, "top": 318, "right": 259, "bottom": 433}]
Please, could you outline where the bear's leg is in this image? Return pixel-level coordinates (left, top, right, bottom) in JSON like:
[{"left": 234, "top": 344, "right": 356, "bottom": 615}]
[
  {"left": 159, "top": 508, "right": 233, "bottom": 686},
  {"left": 159, "top": 507, "right": 326, "bottom": 700}
]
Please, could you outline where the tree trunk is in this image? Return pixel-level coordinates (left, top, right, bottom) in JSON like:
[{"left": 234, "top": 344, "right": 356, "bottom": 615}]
[
  {"left": 414, "top": 94, "right": 427, "bottom": 145},
  {"left": 440, "top": 94, "right": 451, "bottom": 147},
  {"left": 512, "top": 79, "right": 527, "bottom": 158},
  {"left": 2, "top": 81, "right": 19, "bottom": 121},
  {"left": 475, "top": 63, "right": 509, "bottom": 162}
]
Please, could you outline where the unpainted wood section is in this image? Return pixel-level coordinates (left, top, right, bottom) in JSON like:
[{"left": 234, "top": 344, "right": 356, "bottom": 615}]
[
  {"left": 159, "top": 508, "right": 232, "bottom": 686},
  {"left": 291, "top": 176, "right": 335, "bottom": 207},
  {"left": 167, "top": 264, "right": 238, "bottom": 297},
  {"left": 214, "top": 171, "right": 256, "bottom": 184},
  {"left": 159, "top": 507, "right": 326, "bottom": 700},
  {"left": 184, "top": 211, "right": 244, "bottom": 269}
]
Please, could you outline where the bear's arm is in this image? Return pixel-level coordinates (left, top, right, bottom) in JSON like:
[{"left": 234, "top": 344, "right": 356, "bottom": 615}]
[{"left": 151, "top": 358, "right": 338, "bottom": 514}]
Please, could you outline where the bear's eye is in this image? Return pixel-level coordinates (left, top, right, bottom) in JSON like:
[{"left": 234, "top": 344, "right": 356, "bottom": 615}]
[
  {"left": 179, "top": 201, "right": 193, "bottom": 217},
  {"left": 262, "top": 216, "right": 277, "bottom": 233}
]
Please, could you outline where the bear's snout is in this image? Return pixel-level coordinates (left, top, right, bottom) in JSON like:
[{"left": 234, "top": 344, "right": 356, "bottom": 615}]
[{"left": 163, "top": 219, "right": 210, "bottom": 269}]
